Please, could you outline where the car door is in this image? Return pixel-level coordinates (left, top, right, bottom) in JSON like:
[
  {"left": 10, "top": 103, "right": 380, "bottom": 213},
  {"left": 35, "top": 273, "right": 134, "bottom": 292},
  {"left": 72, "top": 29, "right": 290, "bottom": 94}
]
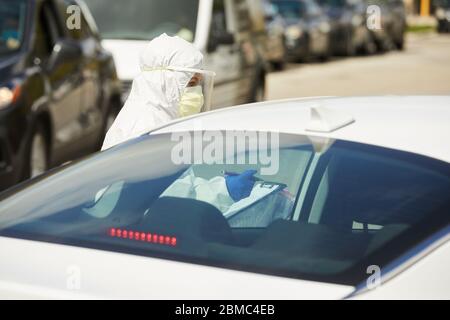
[{"left": 40, "top": 0, "right": 84, "bottom": 163}]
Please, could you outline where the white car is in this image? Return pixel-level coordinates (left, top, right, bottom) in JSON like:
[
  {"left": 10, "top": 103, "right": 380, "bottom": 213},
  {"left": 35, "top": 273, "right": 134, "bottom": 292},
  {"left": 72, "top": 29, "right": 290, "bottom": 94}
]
[{"left": 0, "top": 96, "right": 449, "bottom": 299}]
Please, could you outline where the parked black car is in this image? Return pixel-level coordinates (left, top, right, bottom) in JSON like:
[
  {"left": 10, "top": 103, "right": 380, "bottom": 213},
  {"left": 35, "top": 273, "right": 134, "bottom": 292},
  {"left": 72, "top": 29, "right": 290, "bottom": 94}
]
[
  {"left": 435, "top": 0, "right": 450, "bottom": 33},
  {"left": 270, "top": 0, "right": 331, "bottom": 62},
  {"left": 318, "top": 0, "right": 376, "bottom": 55},
  {"left": 0, "top": 0, "right": 122, "bottom": 191}
]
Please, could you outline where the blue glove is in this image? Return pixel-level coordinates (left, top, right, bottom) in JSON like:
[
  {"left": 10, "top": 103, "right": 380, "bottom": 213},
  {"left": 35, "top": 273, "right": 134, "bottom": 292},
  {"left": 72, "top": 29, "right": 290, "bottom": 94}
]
[{"left": 225, "top": 170, "right": 258, "bottom": 202}]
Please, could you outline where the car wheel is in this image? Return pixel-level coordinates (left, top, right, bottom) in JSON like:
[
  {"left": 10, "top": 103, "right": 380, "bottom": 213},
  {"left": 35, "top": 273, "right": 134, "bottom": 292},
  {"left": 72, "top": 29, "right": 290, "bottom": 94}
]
[{"left": 28, "top": 124, "right": 49, "bottom": 179}]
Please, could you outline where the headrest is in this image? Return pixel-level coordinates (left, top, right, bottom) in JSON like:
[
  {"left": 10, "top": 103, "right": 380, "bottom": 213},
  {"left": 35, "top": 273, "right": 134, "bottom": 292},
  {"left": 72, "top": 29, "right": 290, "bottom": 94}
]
[{"left": 141, "top": 197, "right": 234, "bottom": 245}]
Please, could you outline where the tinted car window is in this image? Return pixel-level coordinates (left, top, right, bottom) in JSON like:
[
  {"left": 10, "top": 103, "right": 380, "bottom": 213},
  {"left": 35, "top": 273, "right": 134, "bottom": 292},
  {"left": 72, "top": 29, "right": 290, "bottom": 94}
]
[
  {"left": 0, "top": 132, "right": 448, "bottom": 285},
  {"left": 0, "top": 0, "right": 28, "bottom": 55}
]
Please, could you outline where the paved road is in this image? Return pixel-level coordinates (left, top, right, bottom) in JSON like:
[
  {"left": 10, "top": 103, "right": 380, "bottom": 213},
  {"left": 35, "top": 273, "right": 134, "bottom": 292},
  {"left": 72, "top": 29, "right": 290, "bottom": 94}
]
[{"left": 266, "top": 33, "right": 450, "bottom": 100}]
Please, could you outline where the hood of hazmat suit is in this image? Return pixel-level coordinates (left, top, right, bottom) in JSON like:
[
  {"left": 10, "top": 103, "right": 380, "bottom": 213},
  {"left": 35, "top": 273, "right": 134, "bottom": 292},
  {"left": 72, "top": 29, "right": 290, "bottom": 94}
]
[{"left": 102, "top": 34, "right": 215, "bottom": 151}]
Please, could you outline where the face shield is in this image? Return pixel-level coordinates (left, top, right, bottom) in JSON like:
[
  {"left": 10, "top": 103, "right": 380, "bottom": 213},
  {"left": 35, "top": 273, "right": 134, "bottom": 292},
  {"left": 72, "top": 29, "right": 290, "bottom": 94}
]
[
  {"left": 141, "top": 65, "right": 216, "bottom": 115},
  {"left": 166, "top": 66, "right": 216, "bottom": 114}
]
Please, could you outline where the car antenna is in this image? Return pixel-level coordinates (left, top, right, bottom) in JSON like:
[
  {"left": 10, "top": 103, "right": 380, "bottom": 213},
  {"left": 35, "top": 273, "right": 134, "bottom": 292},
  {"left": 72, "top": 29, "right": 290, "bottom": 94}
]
[{"left": 305, "top": 103, "right": 355, "bottom": 133}]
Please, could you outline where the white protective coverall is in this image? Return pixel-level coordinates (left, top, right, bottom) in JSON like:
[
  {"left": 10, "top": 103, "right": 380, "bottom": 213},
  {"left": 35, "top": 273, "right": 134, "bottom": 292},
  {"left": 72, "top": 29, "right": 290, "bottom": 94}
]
[
  {"left": 101, "top": 34, "right": 204, "bottom": 151},
  {"left": 161, "top": 168, "right": 235, "bottom": 213}
]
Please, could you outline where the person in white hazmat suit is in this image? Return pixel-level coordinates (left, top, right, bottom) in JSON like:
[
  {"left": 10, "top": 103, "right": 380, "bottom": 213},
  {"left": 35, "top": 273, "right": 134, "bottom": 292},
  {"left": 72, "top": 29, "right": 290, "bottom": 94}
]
[
  {"left": 102, "top": 33, "right": 215, "bottom": 151},
  {"left": 99, "top": 34, "right": 258, "bottom": 212}
]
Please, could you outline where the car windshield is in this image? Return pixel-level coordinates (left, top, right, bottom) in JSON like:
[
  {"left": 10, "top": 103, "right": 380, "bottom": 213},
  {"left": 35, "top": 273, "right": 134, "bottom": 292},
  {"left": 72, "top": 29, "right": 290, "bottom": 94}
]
[
  {"left": 271, "top": 1, "right": 306, "bottom": 19},
  {"left": 0, "top": 0, "right": 27, "bottom": 56},
  {"left": 0, "top": 132, "right": 449, "bottom": 285},
  {"left": 83, "top": 0, "right": 199, "bottom": 42}
]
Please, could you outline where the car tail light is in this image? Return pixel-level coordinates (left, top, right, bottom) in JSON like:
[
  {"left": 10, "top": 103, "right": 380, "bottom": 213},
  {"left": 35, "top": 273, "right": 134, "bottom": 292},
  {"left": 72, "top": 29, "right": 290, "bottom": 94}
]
[{"left": 109, "top": 228, "right": 177, "bottom": 247}]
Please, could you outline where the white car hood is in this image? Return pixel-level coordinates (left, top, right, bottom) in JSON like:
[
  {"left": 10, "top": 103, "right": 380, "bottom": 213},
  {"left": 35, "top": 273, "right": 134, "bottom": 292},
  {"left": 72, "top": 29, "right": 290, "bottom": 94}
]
[{"left": 0, "top": 237, "right": 354, "bottom": 299}]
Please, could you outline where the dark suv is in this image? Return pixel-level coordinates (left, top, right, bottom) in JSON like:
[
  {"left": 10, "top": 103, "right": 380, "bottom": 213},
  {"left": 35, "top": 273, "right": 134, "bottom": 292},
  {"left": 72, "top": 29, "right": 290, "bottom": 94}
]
[{"left": 0, "top": 0, "right": 122, "bottom": 191}]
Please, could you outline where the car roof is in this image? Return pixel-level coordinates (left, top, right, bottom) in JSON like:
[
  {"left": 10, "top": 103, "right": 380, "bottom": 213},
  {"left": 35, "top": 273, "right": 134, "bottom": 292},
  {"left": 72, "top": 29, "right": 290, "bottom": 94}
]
[{"left": 153, "top": 96, "right": 450, "bottom": 163}]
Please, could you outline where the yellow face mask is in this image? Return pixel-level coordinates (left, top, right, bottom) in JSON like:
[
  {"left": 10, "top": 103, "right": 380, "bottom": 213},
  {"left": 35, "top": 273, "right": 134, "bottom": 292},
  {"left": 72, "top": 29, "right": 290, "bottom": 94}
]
[{"left": 178, "top": 86, "right": 204, "bottom": 117}]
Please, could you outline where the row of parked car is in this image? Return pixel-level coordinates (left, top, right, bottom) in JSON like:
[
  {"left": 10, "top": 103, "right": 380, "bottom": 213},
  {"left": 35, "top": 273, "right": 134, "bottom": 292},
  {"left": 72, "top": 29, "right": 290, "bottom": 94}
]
[
  {"left": 262, "top": 0, "right": 407, "bottom": 68},
  {"left": 0, "top": 0, "right": 406, "bottom": 192}
]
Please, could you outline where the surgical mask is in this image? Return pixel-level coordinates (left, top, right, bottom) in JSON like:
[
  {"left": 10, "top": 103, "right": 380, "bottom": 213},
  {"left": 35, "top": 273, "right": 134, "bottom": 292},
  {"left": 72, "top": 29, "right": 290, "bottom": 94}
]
[{"left": 178, "top": 86, "right": 204, "bottom": 117}]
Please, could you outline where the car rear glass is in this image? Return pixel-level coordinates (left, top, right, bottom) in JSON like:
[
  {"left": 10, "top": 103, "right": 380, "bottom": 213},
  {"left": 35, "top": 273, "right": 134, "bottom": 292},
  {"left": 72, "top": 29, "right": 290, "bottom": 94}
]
[{"left": 0, "top": 132, "right": 448, "bottom": 285}]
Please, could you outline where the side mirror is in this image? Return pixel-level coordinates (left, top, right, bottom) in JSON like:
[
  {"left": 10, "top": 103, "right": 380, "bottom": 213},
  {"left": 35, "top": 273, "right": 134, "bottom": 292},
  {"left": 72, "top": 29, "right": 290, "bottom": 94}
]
[
  {"left": 48, "top": 39, "right": 82, "bottom": 70},
  {"left": 207, "top": 31, "right": 235, "bottom": 52}
]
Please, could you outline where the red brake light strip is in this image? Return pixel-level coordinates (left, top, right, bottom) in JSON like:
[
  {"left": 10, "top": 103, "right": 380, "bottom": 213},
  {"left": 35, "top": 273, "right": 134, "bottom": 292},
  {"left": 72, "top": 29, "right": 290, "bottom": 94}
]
[{"left": 108, "top": 228, "right": 177, "bottom": 247}]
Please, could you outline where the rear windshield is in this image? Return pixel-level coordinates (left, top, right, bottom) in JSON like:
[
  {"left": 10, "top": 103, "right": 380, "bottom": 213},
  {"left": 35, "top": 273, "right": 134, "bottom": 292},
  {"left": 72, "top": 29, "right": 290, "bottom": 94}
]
[{"left": 0, "top": 132, "right": 449, "bottom": 285}]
